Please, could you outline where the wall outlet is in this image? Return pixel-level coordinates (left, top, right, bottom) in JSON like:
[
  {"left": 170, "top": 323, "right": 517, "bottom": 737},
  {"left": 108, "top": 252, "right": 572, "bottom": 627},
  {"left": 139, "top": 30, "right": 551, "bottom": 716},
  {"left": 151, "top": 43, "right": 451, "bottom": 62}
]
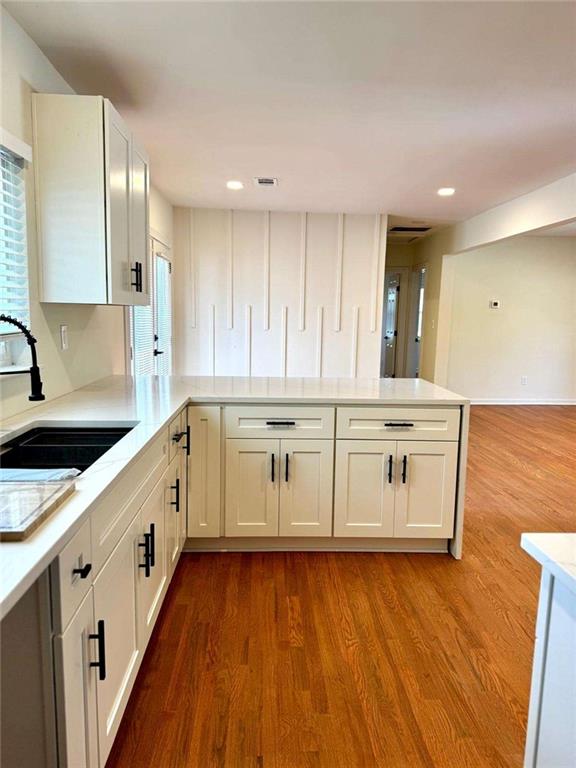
[
  {"left": 520, "top": 375, "right": 528, "bottom": 386},
  {"left": 60, "top": 324, "right": 68, "bottom": 351},
  {"left": 489, "top": 299, "right": 501, "bottom": 309}
]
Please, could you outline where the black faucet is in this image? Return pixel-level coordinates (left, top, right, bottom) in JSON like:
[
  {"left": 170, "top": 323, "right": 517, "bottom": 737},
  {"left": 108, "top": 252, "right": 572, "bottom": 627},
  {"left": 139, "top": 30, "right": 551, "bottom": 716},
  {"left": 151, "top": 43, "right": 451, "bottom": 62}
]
[{"left": 0, "top": 314, "right": 45, "bottom": 401}]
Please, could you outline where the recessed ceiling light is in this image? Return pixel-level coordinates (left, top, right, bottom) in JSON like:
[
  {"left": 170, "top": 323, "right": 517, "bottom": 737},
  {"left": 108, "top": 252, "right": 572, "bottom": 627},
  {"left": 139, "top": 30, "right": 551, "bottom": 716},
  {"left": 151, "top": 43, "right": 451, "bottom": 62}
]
[
  {"left": 437, "top": 187, "right": 456, "bottom": 197},
  {"left": 226, "top": 180, "right": 244, "bottom": 191}
]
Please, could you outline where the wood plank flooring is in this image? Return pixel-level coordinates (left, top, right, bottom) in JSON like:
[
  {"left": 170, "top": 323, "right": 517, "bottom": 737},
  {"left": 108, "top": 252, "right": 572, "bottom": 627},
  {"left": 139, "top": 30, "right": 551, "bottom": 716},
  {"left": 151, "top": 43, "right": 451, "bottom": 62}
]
[{"left": 106, "top": 406, "right": 576, "bottom": 768}]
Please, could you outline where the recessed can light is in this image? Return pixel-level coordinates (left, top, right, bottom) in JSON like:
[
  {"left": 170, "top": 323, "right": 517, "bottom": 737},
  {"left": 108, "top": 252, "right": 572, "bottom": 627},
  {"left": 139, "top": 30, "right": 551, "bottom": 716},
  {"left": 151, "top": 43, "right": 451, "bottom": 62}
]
[
  {"left": 437, "top": 187, "right": 456, "bottom": 197},
  {"left": 226, "top": 180, "right": 244, "bottom": 190}
]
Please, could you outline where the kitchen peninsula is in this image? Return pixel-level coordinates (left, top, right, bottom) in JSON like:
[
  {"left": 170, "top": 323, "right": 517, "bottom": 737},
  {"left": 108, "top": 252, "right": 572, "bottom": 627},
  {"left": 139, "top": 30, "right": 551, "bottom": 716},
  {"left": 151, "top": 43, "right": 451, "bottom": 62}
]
[{"left": 0, "top": 375, "right": 468, "bottom": 768}]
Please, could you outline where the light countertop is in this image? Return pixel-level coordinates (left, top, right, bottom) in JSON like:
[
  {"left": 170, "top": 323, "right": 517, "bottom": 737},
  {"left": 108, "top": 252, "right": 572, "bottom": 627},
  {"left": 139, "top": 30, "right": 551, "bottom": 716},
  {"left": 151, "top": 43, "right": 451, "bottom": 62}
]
[
  {"left": 521, "top": 533, "right": 576, "bottom": 596},
  {"left": 0, "top": 375, "right": 468, "bottom": 619}
]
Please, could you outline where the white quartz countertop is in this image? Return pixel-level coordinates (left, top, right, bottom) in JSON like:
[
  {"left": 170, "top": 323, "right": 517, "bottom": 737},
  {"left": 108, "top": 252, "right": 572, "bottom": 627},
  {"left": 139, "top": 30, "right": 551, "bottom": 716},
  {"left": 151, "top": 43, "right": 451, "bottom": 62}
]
[
  {"left": 522, "top": 533, "right": 576, "bottom": 596},
  {"left": 0, "top": 375, "right": 467, "bottom": 619}
]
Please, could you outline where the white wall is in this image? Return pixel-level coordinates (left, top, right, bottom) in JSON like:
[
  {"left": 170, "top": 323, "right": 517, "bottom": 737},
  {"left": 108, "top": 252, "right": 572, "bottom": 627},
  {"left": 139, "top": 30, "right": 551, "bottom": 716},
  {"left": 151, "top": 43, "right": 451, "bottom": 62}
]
[
  {"left": 445, "top": 236, "right": 576, "bottom": 403},
  {"left": 149, "top": 186, "right": 173, "bottom": 247},
  {"left": 0, "top": 9, "right": 125, "bottom": 418},
  {"left": 173, "top": 208, "right": 387, "bottom": 377}
]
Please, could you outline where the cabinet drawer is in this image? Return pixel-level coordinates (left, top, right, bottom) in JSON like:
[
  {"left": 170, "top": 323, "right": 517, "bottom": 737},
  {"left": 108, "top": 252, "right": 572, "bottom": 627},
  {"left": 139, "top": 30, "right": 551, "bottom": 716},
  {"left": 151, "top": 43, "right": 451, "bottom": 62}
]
[
  {"left": 91, "top": 429, "right": 168, "bottom": 574},
  {"left": 336, "top": 407, "right": 460, "bottom": 441},
  {"left": 225, "top": 406, "right": 335, "bottom": 440},
  {"left": 168, "top": 410, "right": 186, "bottom": 464},
  {"left": 51, "top": 519, "right": 93, "bottom": 633}
]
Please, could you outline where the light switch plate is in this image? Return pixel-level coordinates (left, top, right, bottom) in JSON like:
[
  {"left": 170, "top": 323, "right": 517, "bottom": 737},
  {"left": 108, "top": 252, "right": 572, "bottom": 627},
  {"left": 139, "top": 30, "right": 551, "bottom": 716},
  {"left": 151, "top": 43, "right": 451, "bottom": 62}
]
[{"left": 60, "top": 324, "right": 68, "bottom": 350}]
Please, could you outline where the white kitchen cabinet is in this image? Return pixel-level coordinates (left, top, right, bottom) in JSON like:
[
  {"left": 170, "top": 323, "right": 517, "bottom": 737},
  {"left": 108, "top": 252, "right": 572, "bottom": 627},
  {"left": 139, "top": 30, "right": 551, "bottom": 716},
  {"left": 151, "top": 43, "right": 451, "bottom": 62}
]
[
  {"left": 279, "top": 439, "right": 333, "bottom": 537},
  {"left": 53, "top": 590, "right": 99, "bottom": 768},
  {"left": 334, "top": 440, "right": 395, "bottom": 537},
  {"left": 225, "top": 439, "right": 279, "bottom": 536},
  {"left": 187, "top": 406, "right": 221, "bottom": 538},
  {"left": 393, "top": 441, "right": 458, "bottom": 538},
  {"left": 92, "top": 514, "right": 140, "bottom": 766},
  {"left": 32, "top": 93, "right": 149, "bottom": 306},
  {"left": 226, "top": 438, "right": 334, "bottom": 538},
  {"left": 165, "top": 455, "right": 182, "bottom": 579},
  {"left": 136, "top": 474, "right": 167, "bottom": 648}
]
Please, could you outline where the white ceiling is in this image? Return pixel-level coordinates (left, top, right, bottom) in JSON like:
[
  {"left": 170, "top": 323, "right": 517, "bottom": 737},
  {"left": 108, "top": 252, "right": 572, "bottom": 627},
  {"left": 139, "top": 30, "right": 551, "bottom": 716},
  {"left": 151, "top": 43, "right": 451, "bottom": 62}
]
[{"left": 7, "top": 1, "right": 576, "bottom": 219}]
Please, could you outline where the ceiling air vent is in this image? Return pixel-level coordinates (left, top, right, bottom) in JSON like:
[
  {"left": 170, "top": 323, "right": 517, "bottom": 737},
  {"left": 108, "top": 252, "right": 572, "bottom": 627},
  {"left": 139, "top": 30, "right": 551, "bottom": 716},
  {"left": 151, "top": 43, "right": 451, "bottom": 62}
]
[
  {"left": 254, "top": 177, "right": 278, "bottom": 187},
  {"left": 389, "top": 226, "right": 431, "bottom": 233}
]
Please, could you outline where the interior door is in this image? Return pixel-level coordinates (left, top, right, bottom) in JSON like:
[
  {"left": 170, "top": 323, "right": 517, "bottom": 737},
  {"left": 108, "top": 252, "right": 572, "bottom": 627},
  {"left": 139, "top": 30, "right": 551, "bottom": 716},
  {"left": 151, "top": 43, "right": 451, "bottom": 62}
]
[
  {"left": 393, "top": 440, "right": 457, "bottom": 538},
  {"left": 279, "top": 439, "right": 333, "bottom": 536},
  {"left": 333, "top": 440, "right": 396, "bottom": 537},
  {"left": 225, "top": 439, "right": 279, "bottom": 536},
  {"left": 105, "top": 102, "right": 132, "bottom": 305},
  {"left": 382, "top": 272, "right": 401, "bottom": 377}
]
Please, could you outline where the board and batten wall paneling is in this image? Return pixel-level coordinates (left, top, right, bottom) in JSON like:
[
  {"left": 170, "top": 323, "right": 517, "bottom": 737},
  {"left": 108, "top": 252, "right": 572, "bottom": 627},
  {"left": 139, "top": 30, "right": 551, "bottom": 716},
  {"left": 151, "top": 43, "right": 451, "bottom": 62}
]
[{"left": 173, "top": 208, "right": 388, "bottom": 378}]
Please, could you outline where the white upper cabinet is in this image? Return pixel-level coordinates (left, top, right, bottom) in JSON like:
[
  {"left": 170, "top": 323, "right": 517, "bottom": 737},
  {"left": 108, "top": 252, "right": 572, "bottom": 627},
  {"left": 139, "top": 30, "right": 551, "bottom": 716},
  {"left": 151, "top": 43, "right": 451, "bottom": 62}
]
[{"left": 32, "top": 94, "right": 149, "bottom": 306}]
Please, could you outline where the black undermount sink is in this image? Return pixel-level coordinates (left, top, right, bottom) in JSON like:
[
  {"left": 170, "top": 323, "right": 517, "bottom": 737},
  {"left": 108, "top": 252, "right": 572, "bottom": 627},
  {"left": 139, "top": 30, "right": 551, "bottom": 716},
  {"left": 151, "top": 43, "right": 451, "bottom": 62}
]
[{"left": 0, "top": 426, "right": 133, "bottom": 474}]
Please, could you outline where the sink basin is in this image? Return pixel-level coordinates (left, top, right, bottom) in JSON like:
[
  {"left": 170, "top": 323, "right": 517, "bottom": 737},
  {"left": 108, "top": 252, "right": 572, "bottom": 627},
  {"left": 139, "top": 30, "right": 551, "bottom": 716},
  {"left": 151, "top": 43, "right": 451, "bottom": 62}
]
[{"left": 0, "top": 425, "right": 134, "bottom": 474}]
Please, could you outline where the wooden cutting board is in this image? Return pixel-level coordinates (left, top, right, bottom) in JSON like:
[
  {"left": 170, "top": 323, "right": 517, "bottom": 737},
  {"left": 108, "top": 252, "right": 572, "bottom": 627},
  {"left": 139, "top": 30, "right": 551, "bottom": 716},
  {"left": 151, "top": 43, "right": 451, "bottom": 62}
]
[{"left": 0, "top": 481, "right": 76, "bottom": 541}]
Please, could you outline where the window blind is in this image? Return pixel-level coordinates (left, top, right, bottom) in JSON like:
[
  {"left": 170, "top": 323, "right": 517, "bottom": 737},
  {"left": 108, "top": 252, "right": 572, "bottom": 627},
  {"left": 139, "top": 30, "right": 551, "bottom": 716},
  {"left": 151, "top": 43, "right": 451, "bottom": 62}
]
[{"left": 0, "top": 146, "right": 30, "bottom": 334}]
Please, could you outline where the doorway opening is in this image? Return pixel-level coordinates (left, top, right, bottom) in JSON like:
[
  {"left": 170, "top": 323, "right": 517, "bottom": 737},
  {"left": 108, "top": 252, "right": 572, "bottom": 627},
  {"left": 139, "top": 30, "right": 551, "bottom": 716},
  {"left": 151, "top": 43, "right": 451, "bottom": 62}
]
[{"left": 405, "top": 266, "right": 427, "bottom": 378}]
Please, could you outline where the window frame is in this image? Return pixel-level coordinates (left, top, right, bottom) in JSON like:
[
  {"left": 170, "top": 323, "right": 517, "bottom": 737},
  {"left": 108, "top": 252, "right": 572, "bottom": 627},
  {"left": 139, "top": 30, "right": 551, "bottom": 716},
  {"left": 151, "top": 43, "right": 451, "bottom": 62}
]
[{"left": 0, "top": 128, "right": 32, "bottom": 342}]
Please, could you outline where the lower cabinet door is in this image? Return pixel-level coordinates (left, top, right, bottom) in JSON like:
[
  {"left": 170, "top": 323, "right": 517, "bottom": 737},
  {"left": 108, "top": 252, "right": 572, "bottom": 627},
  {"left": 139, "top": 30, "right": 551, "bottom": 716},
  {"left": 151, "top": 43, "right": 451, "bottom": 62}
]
[
  {"left": 334, "top": 440, "right": 396, "bottom": 537},
  {"left": 92, "top": 514, "right": 140, "bottom": 766},
  {"left": 187, "top": 406, "right": 221, "bottom": 537},
  {"left": 393, "top": 441, "right": 458, "bottom": 538},
  {"left": 225, "top": 439, "right": 279, "bottom": 536},
  {"left": 165, "top": 457, "right": 181, "bottom": 579},
  {"left": 279, "top": 439, "right": 334, "bottom": 536},
  {"left": 54, "top": 589, "right": 99, "bottom": 768},
  {"left": 136, "top": 474, "right": 168, "bottom": 647}
]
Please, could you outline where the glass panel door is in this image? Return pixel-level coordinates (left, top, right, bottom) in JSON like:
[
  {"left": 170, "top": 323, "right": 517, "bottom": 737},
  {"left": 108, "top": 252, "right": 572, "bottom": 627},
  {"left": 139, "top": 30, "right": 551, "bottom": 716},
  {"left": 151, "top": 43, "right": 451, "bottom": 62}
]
[{"left": 153, "top": 251, "right": 172, "bottom": 375}]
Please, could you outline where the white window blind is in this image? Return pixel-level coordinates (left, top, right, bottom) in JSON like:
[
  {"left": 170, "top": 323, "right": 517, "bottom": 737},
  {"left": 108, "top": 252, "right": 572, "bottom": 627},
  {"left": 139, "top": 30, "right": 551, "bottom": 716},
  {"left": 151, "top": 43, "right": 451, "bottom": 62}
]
[
  {"left": 0, "top": 146, "right": 30, "bottom": 334},
  {"left": 131, "top": 241, "right": 155, "bottom": 374}
]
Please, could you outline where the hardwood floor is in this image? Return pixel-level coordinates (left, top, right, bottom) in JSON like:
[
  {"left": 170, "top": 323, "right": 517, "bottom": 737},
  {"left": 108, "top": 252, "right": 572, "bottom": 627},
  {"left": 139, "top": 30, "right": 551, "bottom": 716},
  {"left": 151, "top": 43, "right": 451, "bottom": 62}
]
[{"left": 106, "top": 406, "right": 576, "bottom": 768}]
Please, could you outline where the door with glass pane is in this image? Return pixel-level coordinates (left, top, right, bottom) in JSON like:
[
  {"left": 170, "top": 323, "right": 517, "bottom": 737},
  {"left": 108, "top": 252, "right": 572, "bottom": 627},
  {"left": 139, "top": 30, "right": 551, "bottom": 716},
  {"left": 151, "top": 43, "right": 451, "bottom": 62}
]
[{"left": 130, "top": 238, "right": 172, "bottom": 375}]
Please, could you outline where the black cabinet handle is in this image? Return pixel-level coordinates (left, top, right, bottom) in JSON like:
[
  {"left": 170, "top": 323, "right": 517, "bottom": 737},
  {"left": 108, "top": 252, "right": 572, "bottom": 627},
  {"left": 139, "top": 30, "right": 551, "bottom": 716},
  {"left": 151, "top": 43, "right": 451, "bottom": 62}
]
[
  {"left": 184, "top": 424, "right": 191, "bottom": 456},
  {"left": 139, "top": 532, "right": 152, "bottom": 577},
  {"left": 172, "top": 431, "right": 185, "bottom": 443},
  {"left": 72, "top": 562, "right": 92, "bottom": 579},
  {"left": 387, "top": 455, "right": 393, "bottom": 484},
  {"left": 170, "top": 478, "right": 180, "bottom": 512},
  {"left": 131, "top": 261, "right": 143, "bottom": 292},
  {"left": 401, "top": 455, "right": 408, "bottom": 484},
  {"left": 89, "top": 620, "right": 106, "bottom": 681},
  {"left": 285, "top": 453, "right": 289, "bottom": 482},
  {"left": 384, "top": 422, "right": 414, "bottom": 428},
  {"left": 149, "top": 523, "right": 156, "bottom": 568},
  {"left": 271, "top": 453, "right": 275, "bottom": 483},
  {"left": 266, "top": 420, "right": 296, "bottom": 427}
]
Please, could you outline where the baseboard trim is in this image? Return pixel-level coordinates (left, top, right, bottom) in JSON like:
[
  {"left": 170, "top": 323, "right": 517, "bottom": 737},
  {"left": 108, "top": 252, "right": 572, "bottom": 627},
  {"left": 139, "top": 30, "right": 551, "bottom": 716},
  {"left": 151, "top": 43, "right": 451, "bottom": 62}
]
[{"left": 471, "top": 399, "right": 576, "bottom": 406}]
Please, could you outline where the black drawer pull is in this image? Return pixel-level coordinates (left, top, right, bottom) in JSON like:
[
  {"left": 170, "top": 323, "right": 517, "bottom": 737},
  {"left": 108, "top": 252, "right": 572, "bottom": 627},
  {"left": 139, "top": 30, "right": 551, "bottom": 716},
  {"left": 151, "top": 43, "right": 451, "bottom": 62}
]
[
  {"left": 89, "top": 620, "right": 106, "bottom": 681},
  {"left": 387, "top": 455, "right": 393, "bottom": 484},
  {"left": 185, "top": 424, "right": 191, "bottom": 456},
  {"left": 72, "top": 562, "right": 92, "bottom": 579},
  {"left": 271, "top": 453, "right": 275, "bottom": 483},
  {"left": 172, "top": 431, "right": 185, "bottom": 443},
  {"left": 401, "top": 455, "right": 408, "bottom": 484},
  {"left": 384, "top": 422, "right": 414, "bottom": 428},
  {"left": 139, "top": 532, "right": 152, "bottom": 577},
  {"left": 170, "top": 477, "right": 180, "bottom": 512},
  {"left": 266, "top": 420, "right": 296, "bottom": 427},
  {"left": 285, "top": 453, "right": 289, "bottom": 482}
]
